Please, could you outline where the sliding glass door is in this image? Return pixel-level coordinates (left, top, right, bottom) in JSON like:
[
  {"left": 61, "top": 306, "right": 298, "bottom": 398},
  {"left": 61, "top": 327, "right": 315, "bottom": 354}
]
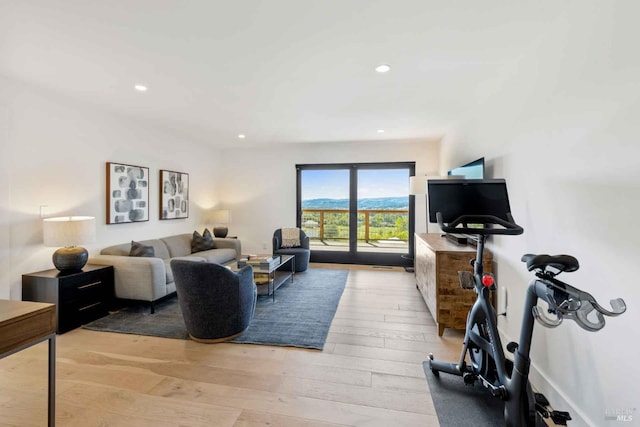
[
  {"left": 297, "top": 162, "right": 415, "bottom": 266},
  {"left": 299, "top": 168, "right": 351, "bottom": 252}
]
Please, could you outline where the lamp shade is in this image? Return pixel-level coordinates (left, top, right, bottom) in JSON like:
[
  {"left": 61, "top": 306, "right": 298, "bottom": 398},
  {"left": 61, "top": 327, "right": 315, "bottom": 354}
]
[
  {"left": 409, "top": 176, "right": 426, "bottom": 195},
  {"left": 43, "top": 216, "right": 96, "bottom": 247},
  {"left": 210, "top": 209, "right": 230, "bottom": 224}
]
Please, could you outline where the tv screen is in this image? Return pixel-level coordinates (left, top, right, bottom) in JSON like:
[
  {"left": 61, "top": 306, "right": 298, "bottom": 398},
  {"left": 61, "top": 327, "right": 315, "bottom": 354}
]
[
  {"left": 427, "top": 179, "right": 512, "bottom": 224},
  {"left": 448, "top": 157, "right": 484, "bottom": 179}
]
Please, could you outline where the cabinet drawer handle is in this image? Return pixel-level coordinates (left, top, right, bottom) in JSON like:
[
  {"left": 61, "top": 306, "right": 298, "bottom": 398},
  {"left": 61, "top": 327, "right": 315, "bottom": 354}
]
[
  {"left": 79, "top": 302, "right": 101, "bottom": 311},
  {"left": 78, "top": 281, "right": 102, "bottom": 290}
]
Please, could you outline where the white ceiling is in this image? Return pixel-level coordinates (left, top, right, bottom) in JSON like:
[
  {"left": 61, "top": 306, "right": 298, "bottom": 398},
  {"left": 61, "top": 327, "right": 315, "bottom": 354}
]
[{"left": 1, "top": 1, "right": 557, "bottom": 147}]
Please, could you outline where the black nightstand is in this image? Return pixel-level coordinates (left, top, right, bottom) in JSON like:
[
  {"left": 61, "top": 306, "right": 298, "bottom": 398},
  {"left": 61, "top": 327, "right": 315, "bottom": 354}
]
[{"left": 22, "top": 264, "right": 114, "bottom": 333}]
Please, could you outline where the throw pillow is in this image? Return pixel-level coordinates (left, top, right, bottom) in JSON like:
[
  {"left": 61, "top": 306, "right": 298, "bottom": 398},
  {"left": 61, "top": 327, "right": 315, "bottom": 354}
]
[
  {"left": 280, "top": 227, "right": 301, "bottom": 248},
  {"left": 129, "top": 240, "right": 155, "bottom": 257},
  {"left": 191, "top": 228, "right": 215, "bottom": 253}
]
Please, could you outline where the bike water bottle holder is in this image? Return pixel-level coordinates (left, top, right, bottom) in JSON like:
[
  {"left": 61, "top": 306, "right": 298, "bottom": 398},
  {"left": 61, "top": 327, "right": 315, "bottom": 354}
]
[
  {"left": 458, "top": 271, "right": 496, "bottom": 290},
  {"left": 458, "top": 271, "right": 475, "bottom": 289}
]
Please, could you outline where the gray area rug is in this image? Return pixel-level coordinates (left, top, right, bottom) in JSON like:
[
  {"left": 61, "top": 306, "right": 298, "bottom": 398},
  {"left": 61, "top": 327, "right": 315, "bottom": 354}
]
[
  {"left": 423, "top": 361, "right": 504, "bottom": 427},
  {"left": 83, "top": 268, "right": 348, "bottom": 350}
]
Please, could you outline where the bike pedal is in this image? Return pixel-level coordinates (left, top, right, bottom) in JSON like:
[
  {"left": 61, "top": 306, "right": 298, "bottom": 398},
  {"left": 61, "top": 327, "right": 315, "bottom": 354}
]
[
  {"left": 462, "top": 372, "right": 477, "bottom": 384},
  {"left": 550, "top": 410, "right": 572, "bottom": 425},
  {"left": 535, "top": 403, "right": 550, "bottom": 419},
  {"left": 534, "top": 392, "right": 549, "bottom": 406},
  {"left": 491, "top": 386, "right": 507, "bottom": 399}
]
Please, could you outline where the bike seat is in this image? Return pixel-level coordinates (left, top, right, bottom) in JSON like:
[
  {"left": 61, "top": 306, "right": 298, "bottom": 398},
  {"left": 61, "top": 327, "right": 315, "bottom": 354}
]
[{"left": 521, "top": 254, "right": 580, "bottom": 273}]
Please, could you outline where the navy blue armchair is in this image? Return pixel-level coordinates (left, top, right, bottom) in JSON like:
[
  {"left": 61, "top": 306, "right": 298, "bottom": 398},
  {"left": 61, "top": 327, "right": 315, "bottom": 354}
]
[
  {"left": 170, "top": 260, "right": 257, "bottom": 342},
  {"left": 272, "top": 228, "right": 311, "bottom": 272}
]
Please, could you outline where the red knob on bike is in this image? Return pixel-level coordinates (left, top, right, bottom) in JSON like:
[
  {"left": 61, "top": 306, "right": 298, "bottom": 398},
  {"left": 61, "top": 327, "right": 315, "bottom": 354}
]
[{"left": 482, "top": 274, "right": 494, "bottom": 287}]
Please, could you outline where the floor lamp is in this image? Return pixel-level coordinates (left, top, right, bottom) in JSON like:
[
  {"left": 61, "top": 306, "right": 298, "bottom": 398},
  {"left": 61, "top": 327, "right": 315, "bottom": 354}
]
[
  {"left": 409, "top": 175, "right": 427, "bottom": 229},
  {"left": 405, "top": 175, "right": 427, "bottom": 272}
]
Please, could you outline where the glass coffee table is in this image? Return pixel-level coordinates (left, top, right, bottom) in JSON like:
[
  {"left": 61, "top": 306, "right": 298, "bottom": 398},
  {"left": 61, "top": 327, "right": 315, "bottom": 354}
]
[{"left": 236, "top": 255, "right": 295, "bottom": 301}]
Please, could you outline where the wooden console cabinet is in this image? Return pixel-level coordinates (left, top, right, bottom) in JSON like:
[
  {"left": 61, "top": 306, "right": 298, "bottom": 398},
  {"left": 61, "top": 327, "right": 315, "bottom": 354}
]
[
  {"left": 415, "top": 233, "right": 493, "bottom": 336},
  {"left": 22, "top": 264, "right": 114, "bottom": 333}
]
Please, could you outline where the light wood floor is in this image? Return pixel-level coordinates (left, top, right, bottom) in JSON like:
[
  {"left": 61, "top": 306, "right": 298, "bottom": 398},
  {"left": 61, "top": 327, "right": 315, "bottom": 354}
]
[{"left": 0, "top": 264, "right": 465, "bottom": 426}]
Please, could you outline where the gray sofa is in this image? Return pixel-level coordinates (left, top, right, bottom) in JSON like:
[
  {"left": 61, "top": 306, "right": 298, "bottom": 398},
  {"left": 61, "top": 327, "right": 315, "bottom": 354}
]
[{"left": 89, "top": 233, "right": 241, "bottom": 312}]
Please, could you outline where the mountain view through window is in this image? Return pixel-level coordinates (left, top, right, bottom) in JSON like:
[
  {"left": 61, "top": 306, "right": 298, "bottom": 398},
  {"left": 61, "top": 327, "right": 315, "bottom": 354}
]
[{"left": 300, "top": 168, "right": 409, "bottom": 253}]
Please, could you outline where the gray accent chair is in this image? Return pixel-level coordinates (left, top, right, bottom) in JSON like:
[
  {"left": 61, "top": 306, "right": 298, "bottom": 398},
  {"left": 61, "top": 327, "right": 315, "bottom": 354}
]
[
  {"left": 272, "top": 229, "right": 311, "bottom": 272},
  {"left": 170, "top": 260, "right": 257, "bottom": 343}
]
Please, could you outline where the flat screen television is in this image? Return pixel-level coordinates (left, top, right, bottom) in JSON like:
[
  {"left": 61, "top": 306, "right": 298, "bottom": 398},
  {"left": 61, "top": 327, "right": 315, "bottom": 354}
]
[{"left": 448, "top": 157, "right": 484, "bottom": 179}]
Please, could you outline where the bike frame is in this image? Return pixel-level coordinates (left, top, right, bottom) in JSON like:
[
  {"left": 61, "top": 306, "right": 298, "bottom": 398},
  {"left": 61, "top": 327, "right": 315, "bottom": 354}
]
[{"left": 430, "top": 235, "right": 539, "bottom": 426}]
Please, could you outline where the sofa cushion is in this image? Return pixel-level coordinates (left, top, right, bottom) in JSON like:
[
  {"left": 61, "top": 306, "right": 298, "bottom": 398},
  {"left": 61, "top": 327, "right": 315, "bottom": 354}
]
[
  {"left": 160, "top": 234, "right": 192, "bottom": 258},
  {"left": 129, "top": 240, "right": 155, "bottom": 257},
  {"left": 191, "top": 229, "right": 215, "bottom": 253},
  {"left": 196, "top": 248, "right": 237, "bottom": 265}
]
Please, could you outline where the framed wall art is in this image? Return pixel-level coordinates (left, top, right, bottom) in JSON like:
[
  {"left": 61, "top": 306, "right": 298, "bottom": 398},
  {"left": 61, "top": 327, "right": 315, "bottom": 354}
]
[
  {"left": 106, "top": 162, "right": 150, "bottom": 224},
  {"left": 159, "top": 169, "right": 189, "bottom": 220}
]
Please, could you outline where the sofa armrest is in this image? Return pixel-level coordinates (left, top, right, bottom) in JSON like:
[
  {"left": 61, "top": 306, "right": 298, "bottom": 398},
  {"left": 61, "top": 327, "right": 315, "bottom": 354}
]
[
  {"left": 213, "top": 238, "right": 242, "bottom": 260},
  {"left": 89, "top": 255, "right": 167, "bottom": 302}
]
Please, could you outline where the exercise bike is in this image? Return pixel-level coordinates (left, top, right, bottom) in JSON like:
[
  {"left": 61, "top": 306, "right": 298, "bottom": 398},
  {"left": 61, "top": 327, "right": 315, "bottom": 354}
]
[{"left": 425, "top": 179, "right": 626, "bottom": 426}]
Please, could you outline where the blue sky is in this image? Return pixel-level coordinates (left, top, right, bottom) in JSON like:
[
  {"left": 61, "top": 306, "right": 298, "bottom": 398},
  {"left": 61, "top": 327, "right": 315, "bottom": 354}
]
[{"left": 301, "top": 169, "right": 409, "bottom": 200}]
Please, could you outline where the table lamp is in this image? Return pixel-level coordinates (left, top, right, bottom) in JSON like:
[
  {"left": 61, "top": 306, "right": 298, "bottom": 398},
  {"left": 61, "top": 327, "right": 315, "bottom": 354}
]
[
  {"left": 210, "top": 209, "right": 230, "bottom": 238},
  {"left": 43, "top": 216, "right": 96, "bottom": 272}
]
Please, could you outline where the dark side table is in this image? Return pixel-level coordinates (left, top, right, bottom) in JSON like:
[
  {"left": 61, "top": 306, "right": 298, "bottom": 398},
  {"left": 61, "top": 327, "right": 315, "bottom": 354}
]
[{"left": 22, "top": 264, "right": 114, "bottom": 333}]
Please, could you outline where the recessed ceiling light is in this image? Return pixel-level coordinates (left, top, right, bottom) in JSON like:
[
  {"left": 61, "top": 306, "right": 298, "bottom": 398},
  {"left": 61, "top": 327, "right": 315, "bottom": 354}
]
[
  {"left": 134, "top": 84, "right": 148, "bottom": 92},
  {"left": 238, "top": 134, "right": 246, "bottom": 139},
  {"left": 377, "top": 129, "right": 385, "bottom": 133},
  {"left": 375, "top": 64, "right": 391, "bottom": 73}
]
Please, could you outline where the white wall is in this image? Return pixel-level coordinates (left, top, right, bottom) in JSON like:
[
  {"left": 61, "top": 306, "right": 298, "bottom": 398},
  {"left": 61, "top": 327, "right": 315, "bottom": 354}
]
[
  {"left": 0, "top": 77, "right": 440, "bottom": 296},
  {"left": 439, "top": 3, "right": 640, "bottom": 426},
  {"left": 0, "top": 77, "right": 222, "bottom": 299},
  {"left": 217, "top": 138, "right": 440, "bottom": 254},
  {"left": 0, "top": 96, "right": 10, "bottom": 299}
]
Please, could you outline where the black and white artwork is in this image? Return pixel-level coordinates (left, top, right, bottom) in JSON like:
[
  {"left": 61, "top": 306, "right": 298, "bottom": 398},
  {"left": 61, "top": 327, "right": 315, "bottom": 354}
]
[
  {"left": 106, "top": 162, "right": 150, "bottom": 224},
  {"left": 160, "top": 170, "right": 189, "bottom": 220}
]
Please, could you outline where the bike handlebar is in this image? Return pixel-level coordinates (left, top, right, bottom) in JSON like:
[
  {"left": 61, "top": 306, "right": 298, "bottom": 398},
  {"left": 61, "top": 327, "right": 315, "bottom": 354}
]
[
  {"left": 436, "top": 212, "right": 524, "bottom": 236},
  {"left": 532, "top": 277, "right": 626, "bottom": 331}
]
